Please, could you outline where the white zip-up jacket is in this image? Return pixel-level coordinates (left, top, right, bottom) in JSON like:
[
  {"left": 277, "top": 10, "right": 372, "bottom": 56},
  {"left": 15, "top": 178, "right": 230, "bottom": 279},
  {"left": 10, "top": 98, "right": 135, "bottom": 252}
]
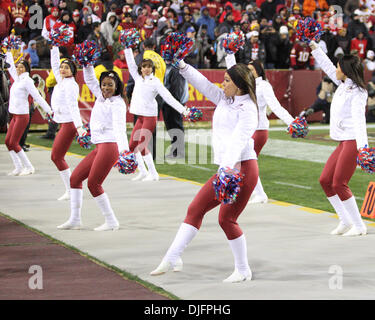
[
  {"left": 312, "top": 47, "right": 368, "bottom": 149},
  {"left": 225, "top": 53, "right": 294, "bottom": 130},
  {"left": 83, "top": 66, "right": 129, "bottom": 152},
  {"left": 6, "top": 52, "right": 51, "bottom": 115},
  {"left": 179, "top": 62, "right": 258, "bottom": 168},
  {"left": 50, "top": 46, "right": 83, "bottom": 128},
  {"left": 124, "top": 48, "right": 185, "bottom": 117}
]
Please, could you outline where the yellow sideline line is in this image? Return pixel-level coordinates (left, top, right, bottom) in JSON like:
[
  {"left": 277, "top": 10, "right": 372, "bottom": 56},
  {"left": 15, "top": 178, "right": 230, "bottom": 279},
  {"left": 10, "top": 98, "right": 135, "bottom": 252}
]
[{"left": 29, "top": 143, "right": 374, "bottom": 227}]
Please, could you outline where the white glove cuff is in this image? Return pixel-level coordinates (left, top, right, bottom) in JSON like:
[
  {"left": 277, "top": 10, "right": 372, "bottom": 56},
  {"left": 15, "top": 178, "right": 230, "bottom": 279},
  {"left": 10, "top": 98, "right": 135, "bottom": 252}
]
[{"left": 179, "top": 60, "right": 186, "bottom": 69}]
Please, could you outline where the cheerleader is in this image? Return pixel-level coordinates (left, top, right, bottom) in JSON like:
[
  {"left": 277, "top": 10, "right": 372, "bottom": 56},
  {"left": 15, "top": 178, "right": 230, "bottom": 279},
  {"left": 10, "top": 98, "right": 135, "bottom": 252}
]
[
  {"left": 124, "top": 47, "right": 189, "bottom": 182},
  {"left": 57, "top": 66, "right": 128, "bottom": 231},
  {"left": 49, "top": 46, "right": 84, "bottom": 201},
  {"left": 225, "top": 54, "right": 294, "bottom": 204},
  {"left": 310, "top": 40, "right": 368, "bottom": 236},
  {"left": 151, "top": 61, "right": 259, "bottom": 282},
  {"left": 5, "top": 51, "right": 52, "bottom": 176}
]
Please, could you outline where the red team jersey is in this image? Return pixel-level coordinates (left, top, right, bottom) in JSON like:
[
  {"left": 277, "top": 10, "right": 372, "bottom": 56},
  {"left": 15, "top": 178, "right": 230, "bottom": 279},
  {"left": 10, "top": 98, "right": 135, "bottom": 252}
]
[
  {"left": 290, "top": 42, "right": 314, "bottom": 69},
  {"left": 350, "top": 38, "right": 368, "bottom": 59}
]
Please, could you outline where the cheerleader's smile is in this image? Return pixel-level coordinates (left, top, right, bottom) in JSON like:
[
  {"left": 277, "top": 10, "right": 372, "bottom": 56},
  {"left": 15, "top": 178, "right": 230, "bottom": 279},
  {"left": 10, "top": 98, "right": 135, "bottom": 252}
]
[{"left": 101, "top": 77, "right": 116, "bottom": 98}]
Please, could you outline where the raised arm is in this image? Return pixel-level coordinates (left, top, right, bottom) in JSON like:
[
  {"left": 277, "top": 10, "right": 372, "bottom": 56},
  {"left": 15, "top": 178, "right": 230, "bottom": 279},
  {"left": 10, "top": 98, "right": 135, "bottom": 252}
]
[
  {"left": 124, "top": 48, "right": 140, "bottom": 81},
  {"left": 262, "top": 81, "right": 294, "bottom": 125},
  {"left": 5, "top": 51, "right": 18, "bottom": 82},
  {"left": 310, "top": 42, "right": 341, "bottom": 86},
  {"left": 179, "top": 61, "right": 223, "bottom": 106},
  {"left": 50, "top": 46, "right": 62, "bottom": 83},
  {"left": 221, "top": 102, "right": 258, "bottom": 168},
  {"left": 110, "top": 99, "right": 129, "bottom": 152},
  {"left": 83, "top": 65, "right": 102, "bottom": 99},
  {"left": 66, "top": 82, "right": 83, "bottom": 128},
  {"left": 225, "top": 53, "right": 236, "bottom": 69},
  {"left": 25, "top": 77, "right": 52, "bottom": 114},
  {"left": 155, "top": 79, "right": 186, "bottom": 114},
  {"left": 351, "top": 89, "right": 369, "bottom": 150}
]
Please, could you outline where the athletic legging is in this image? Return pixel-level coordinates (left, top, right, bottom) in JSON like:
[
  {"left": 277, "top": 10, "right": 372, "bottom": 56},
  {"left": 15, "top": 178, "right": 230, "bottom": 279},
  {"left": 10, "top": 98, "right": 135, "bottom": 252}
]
[
  {"left": 319, "top": 140, "right": 358, "bottom": 201},
  {"left": 252, "top": 130, "right": 268, "bottom": 156},
  {"left": 184, "top": 159, "right": 259, "bottom": 240},
  {"left": 51, "top": 122, "right": 77, "bottom": 171},
  {"left": 70, "top": 142, "right": 119, "bottom": 197},
  {"left": 129, "top": 115, "right": 157, "bottom": 156},
  {"left": 5, "top": 114, "right": 29, "bottom": 152}
]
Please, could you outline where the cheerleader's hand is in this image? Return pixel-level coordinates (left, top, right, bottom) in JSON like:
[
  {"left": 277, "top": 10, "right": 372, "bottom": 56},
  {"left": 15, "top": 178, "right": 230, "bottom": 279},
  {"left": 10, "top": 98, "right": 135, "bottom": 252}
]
[
  {"left": 46, "top": 111, "right": 54, "bottom": 122},
  {"left": 309, "top": 40, "right": 318, "bottom": 50},
  {"left": 77, "top": 126, "right": 87, "bottom": 137},
  {"left": 182, "top": 107, "right": 190, "bottom": 118},
  {"left": 178, "top": 59, "right": 186, "bottom": 69}
]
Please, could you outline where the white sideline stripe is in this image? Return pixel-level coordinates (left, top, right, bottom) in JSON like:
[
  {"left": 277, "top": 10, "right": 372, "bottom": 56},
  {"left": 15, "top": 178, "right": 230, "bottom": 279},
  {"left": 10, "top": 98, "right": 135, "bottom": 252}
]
[
  {"left": 187, "top": 164, "right": 213, "bottom": 171},
  {"left": 274, "top": 181, "right": 312, "bottom": 190}
]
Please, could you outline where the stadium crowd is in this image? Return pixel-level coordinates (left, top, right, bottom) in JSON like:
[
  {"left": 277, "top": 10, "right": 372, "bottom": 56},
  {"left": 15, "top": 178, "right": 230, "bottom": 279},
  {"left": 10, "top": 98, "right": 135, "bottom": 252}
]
[{"left": 0, "top": 0, "right": 375, "bottom": 72}]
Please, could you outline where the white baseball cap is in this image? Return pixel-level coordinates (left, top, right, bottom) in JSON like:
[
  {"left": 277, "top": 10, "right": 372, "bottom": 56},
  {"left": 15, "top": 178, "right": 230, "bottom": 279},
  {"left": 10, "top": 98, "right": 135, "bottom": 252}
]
[
  {"left": 251, "top": 30, "right": 259, "bottom": 37},
  {"left": 279, "top": 26, "right": 288, "bottom": 34},
  {"left": 367, "top": 50, "right": 375, "bottom": 59}
]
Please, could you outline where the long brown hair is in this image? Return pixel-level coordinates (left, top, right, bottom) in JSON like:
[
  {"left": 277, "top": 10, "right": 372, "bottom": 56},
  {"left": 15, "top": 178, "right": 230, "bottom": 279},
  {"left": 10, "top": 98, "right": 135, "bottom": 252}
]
[{"left": 227, "top": 63, "right": 257, "bottom": 107}]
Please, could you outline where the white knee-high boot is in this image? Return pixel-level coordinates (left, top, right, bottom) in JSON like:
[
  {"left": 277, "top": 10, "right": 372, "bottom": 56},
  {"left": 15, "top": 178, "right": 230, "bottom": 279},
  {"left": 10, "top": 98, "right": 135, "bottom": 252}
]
[
  {"left": 57, "top": 188, "right": 83, "bottom": 230},
  {"left": 93, "top": 192, "right": 119, "bottom": 231},
  {"left": 132, "top": 152, "right": 148, "bottom": 181},
  {"left": 249, "top": 177, "right": 268, "bottom": 204},
  {"left": 8, "top": 150, "right": 24, "bottom": 176},
  {"left": 341, "top": 196, "right": 367, "bottom": 236},
  {"left": 17, "top": 149, "right": 35, "bottom": 175},
  {"left": 223, "top": 234, "right": 252, "bottom": 283},
  {"left": 58, "top": 168, "right": 71, "bottom": 201},
  {"left": 327, "top": 195, "right": 352, "bottom": 235},
  {"left": 142, "top": 153, "right": 159, "bottom": 181},
  {"left": 150, "top": 223, "right": 198, "bottom": 275}
]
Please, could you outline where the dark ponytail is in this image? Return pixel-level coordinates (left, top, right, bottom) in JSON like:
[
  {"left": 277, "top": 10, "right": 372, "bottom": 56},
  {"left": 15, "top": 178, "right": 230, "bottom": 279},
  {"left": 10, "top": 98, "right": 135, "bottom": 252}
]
[{"left": 248, "top": 59, "right": 266, "bottom": 80}]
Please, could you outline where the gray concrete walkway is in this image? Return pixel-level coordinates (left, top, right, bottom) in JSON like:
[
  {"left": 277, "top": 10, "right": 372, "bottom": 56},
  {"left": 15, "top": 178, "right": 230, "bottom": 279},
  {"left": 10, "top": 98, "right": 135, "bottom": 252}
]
[{"left": 1, "top": 145, "right": 375, "bottom": 300}]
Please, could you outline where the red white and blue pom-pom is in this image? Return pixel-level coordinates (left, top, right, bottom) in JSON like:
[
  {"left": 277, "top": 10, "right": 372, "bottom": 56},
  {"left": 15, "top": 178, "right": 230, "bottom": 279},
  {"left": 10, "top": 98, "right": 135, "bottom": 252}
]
[
  {"left": 49, "top": 25, "right": 73, "bottom": 46},
  {"left": 119, "top": 28, "right": 141, "bottom": 49},
  {"left": 222, "top": 31, "right": 245, "bottom": 54},
  {"left": 357, "top": 146, "right": 375, "bottom": 174},
  {"left": 288, "top": 117, "right": 309, "bottom": 138},
  {"left": 296, "top": 17, "right": 322, "bottom": 43},
  {"left": 72, "top": 40, "right": 101, "bottom": 67},
  {"left": 213, "top": 167, "right": 244, "bottom": 204},
  {"left": 184, "top": 107, "right": 203, "bottom": 122},
  {"left": 161, "top": 32, "right": 194, "bottom": 68},
  {"left": 114, "top": 151, "right": 138, "bottom": 174},
  {"left": 1, "top": 36, "right": 22, "bottom": 50},
  {"left": 76, "top": 123, "right": 92, "bottom": 149},
  {"left": 46, "top": 112, "right": 54, "bottom": 123}
]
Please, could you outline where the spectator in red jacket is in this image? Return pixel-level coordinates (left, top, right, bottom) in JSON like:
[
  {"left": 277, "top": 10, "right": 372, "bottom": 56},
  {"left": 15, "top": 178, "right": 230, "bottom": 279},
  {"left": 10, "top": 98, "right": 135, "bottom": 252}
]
[
  {"left": 219, "top": 2, "right": 241, "bottom": 24},
  {"left": 136, "top": 5, "right": 151, "bottom": 29},
  {"left": 113, "top": 50, "right": 128, "bottom": 69},
  {"left": 141, "top": 17, "right": 156, "bottom": 40},
  {"left": 350, "top": 31, "right": 368, "bottom": 60},
  {"left": 41, "top": 6, "right": 59, "bottom": 40}
]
